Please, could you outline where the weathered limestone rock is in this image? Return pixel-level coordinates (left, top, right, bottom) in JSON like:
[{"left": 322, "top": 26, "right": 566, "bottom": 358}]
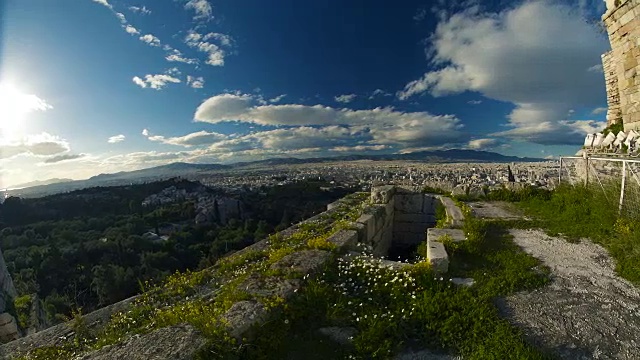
[
  {"left": 426, "top": 241, "right": 449, "bottom": 273},
  {"left": 371, "top": 185, "right": 396, "bottom": 204},
  {"left": 239, "top": 274, "right": 302, "bottom": 299},
  {"left": 327, "top": 230, "right": 358, "bottom": 251},
  {"left": 78, "top": 324, "right": 207, "bottom": 360},
  {"left": 349, "top": 222, "right": 368, "bottom": 244},
  {"left": 269, "top": 249, "right": 331, "bottom": 277},
  {"left": 0, "top": 314, "right": 19, "bottom": 344},
  {"left": 221, "top": 301, "right": 268, "bottom": 340},
  {"left": 451, "top": 184, "right": 468, "bottom": 197},
  {"left": 468, "top": 186, "right": 486, "bottom": 199},
  {"left": 437, "top": 196, "right": 464, "bottom": 228},
  {"left": 357, "top": 213, "right": 375, "bottom": 242},
  {"left": 0, "top": 295, "right": 137, "bottom": 358}
]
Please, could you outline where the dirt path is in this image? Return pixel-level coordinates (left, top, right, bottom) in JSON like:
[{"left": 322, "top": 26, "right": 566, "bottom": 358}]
[{"left": 499, "top": 229, "right": 640, "bottom": 359}]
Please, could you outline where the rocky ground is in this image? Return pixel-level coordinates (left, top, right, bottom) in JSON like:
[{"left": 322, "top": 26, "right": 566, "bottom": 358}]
[{"left": 498, "top": 228, "right": 640, "bottom": 359}]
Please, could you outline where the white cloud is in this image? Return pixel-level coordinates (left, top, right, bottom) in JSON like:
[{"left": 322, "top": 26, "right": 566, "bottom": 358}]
[
  {"left": 139, "top": 34, "right": 161, "bottom": 47},
  {"left": 592, "top": 107, "right": 607, "bottom": 115},
  {"left": 398, "top": 1, "right": 609, "bottom": 145},
  {"left": 330, "top": 145, "right": 388, "bottom": 152},
  {"left": 185, "top": 30, "right": 228, "bottom": 66},
  {"left": 132, "top": 76, "right": 147, "bottom": 88},
  {"left": 107, "top": 134, "right": 126, "bottom": 143},
  {"left": 202, "top": 32, "right": 233, "bottom": 46},
  {"left": 193, "top": 93, "right": 466, "bottom": 147},
  {"left": 0, "top": 133, "right": 70, "bottom": 159},
  {"left": 91, "top": 0, "right": 112, "bottom": 9},
  {"left": 142, "top": 129, "right": 150, "bottom": 136},
  {"left": 269, "top": 94, "right": 287, "bottom": 103},
  {"left": 186, "top": 76, "right": 205, "bottom": 89},
  {"left": 129, "top": 6, "right": 151, "bottom": 15},
  {"left": 166, "top": 67, "right": 181, "bottom": 76},
  {"left": 132, "top": 73, "right": 181, "bottom": 90},
  {"left": 334, "top": 94, "right": 357, "bottom": 103},
  {"left": 43, "top": 153, "right": 86, "bottom": 164},
  {"left": 146, "top": 130, "right": 227, "bottom": 147},
  {"left": 467, "top": 138, "right": 497, "bottom": 149},
  {"left": 369, "top": 89, "right": 391, "bottom": 99},
  {"left": 124, "top": 25, "right": 140, "bottom": 35},
  {"left": 184, "top": 0, "right": 213, "bottom": 21},
  {"left": 166, "top": 52, "right": 199, "bottom": 64},
  {"left": 115, "top": 12, "right": 127, "bottom": 24}
]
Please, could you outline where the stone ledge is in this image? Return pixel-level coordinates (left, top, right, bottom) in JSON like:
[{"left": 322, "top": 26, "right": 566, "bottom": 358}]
[
  {"left": 327, "top": 230, "right": 358, "bottom": 251},
  {"left": 426, "top": 241, "right": 449, "bottom": 274},
  {"left": 427, "top": 228, "right": 466, "bottom": 243},
  {"left": 356, "top": 213, "right": 375, "bottom": 242},
  {"left": 437, "top": 196, "right": 464, "bottom": 228}
]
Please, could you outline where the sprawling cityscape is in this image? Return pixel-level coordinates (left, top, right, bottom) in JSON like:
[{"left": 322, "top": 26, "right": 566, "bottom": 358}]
[{"left": 1, "top": 159, "right": 560, "bottom": 202}]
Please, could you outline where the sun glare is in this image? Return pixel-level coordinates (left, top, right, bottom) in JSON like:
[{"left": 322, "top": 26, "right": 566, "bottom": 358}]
[{"left": 0, "top": 83, "right": 51, "bottom": 140}]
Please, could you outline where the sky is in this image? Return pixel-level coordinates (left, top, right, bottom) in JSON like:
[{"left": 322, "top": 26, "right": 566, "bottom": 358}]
[{"left": 0, "top": 0, "right": 612, "bottom": 187}]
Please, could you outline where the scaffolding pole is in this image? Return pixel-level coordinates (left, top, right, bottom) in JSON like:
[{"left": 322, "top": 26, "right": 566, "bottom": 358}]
[{"left": 619, "top": 160, "right": 627, "bottom": 215}]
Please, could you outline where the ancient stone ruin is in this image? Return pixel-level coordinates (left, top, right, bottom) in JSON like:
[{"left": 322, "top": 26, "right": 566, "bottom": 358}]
[{"left": 602, "top": 0, "right": 640, "bottom": 130}]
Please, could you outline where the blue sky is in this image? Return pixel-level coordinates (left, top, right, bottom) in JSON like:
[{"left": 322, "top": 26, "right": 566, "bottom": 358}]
[{"left": 0, "top": 0, "right": 612, "bottom": 187}]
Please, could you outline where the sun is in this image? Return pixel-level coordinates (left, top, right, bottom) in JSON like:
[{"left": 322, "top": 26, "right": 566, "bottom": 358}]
[{"left": 0, "top": 83, "right": 51, "bottom": 140}]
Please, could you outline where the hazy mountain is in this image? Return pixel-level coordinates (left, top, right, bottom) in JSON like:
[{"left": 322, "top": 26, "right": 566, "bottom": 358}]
[
  {"left": 8, "top": 178, "right": 74, "bottom": 190},
  {"left": 88, "top": 162, "right": 230, "bottom": 182}
]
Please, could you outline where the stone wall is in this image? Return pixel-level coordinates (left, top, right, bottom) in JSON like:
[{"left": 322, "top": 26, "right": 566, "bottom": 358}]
[
  {"left": 392, "top": 188, "right": 439, "bottom": 254},
  {"left": 602, "top": 0, "right": 640, "bottom": 131},
  {"left": 363, "top": 186, "right": 444, "bottom": 258},
  {"left": 603, "top": 50, "right": 623, "bottom": 126}
]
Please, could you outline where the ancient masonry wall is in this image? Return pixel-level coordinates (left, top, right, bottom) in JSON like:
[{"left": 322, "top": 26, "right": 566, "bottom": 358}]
[
  {"left": 352, "top": 186, "right": 440, "bottom": 258},
  {"left": 603, "top": 50, "right": 623, "bottom": 126},
  {"left": 603, "top": 0, "right": 640, "bottom": 131}
]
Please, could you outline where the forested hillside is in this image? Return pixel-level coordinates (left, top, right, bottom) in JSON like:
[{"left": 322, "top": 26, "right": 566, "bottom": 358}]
[{"left": 0, "top": 178, "right": 352, "bottom": 326}]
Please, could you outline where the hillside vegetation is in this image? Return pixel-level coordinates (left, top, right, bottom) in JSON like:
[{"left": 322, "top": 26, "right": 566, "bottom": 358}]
[{"left": 0, "top": 179, "right": 352, "bottom": 325}]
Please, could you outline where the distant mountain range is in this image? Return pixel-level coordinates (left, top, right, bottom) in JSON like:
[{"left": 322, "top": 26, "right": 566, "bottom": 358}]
[
  {"left": 4, "top": 149, "right": 546, "bottom": 198},
  {"left": 8, "top": 178, "right": 74, "bottom": 190}
]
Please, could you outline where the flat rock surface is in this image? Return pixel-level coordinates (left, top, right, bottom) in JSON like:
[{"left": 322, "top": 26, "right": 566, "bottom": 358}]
[
  {"left": 499, "top": 229, "right": 640, "bottom": 359},
  {"left": 466, "top": 201, "right": 526, "bottom": 220},
  {"left": 0, "top": 296, "right": 137, "bottom": 359},
  {"left": 78, "top": 324, "right": 207, "bottom": 360}
]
